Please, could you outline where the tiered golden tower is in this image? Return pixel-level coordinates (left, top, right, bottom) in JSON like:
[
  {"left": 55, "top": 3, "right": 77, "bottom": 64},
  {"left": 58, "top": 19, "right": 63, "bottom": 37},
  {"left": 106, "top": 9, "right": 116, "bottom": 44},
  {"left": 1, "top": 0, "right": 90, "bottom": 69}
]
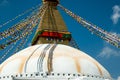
[{"left": 32, "top": 0, "right": 71, "bottom": 45}]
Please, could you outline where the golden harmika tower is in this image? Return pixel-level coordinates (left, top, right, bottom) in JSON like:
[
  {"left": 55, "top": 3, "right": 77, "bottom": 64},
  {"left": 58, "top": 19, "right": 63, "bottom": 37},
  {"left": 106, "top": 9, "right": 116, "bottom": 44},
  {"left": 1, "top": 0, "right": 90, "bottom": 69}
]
[{"left": 32, "top": 0, "right": 71, "bottom": 45}]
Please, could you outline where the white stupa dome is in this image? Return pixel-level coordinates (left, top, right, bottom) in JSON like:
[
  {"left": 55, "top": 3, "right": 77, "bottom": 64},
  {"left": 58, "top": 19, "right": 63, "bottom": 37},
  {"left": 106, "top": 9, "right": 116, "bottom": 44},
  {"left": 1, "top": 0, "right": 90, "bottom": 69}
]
[{"left": 0, "top": 44, "right": 111, "bottom": 80}]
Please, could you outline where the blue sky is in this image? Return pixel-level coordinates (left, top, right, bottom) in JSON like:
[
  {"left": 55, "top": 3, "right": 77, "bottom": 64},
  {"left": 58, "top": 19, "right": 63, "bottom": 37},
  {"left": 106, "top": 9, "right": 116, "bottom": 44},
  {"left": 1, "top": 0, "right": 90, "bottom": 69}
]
[{"left": 0, "top": 0, "right": 120, "bottom": 79}]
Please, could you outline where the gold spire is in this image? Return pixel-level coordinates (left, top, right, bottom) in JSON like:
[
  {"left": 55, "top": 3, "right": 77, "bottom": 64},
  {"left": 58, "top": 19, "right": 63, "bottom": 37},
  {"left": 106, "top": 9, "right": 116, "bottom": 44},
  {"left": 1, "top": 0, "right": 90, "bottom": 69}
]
[{"left": 32, "top": 0, "right": 71, "bottom": 45}]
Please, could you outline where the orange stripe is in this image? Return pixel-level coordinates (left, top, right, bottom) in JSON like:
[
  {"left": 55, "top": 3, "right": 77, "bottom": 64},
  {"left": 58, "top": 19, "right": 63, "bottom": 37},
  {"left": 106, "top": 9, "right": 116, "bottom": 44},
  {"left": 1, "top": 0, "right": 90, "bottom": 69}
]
[
  {"left": 74, "top": 57, "right": 81, "bottom": 73},
  {"left": 19, "top": 57, "right": 26, "bottom": 73},
  {"left": 93, "top": 61, "right": 103, "bottom": 76}
]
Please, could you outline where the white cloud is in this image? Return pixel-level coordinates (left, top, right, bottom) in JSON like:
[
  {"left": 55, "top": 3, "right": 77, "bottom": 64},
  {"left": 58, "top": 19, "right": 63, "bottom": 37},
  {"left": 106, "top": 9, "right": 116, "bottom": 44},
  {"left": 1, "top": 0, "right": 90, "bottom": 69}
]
[
  {"left": 98, "top": 46, "right": 120, "bottom": 58},
  {"left": 111, "top": 5, "right": 120, "bottom": 24},
  {"left": 0, "top": 0, "right": 9, "bottom": 6},
  {"left": 98, "top": 31, "right": 120, "bottom": 58}
]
